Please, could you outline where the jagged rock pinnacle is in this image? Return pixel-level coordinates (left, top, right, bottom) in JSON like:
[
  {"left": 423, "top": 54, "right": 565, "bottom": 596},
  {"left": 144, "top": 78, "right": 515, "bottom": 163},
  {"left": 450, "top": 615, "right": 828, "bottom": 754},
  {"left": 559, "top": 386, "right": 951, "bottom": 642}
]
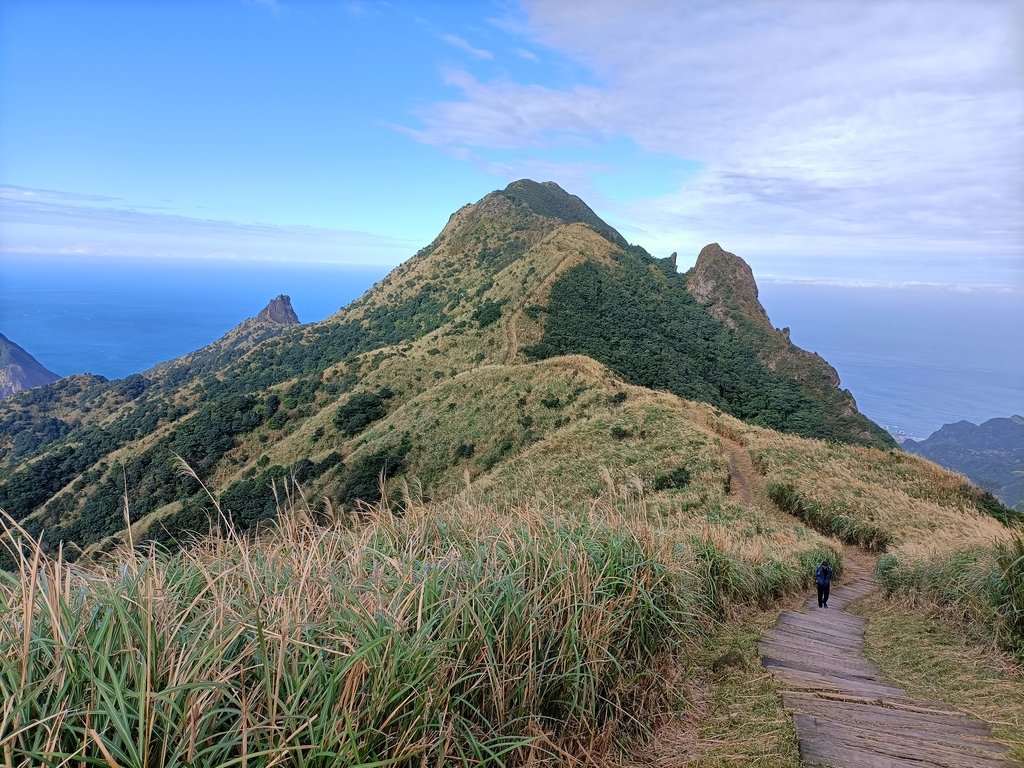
[
  {"left": 257, "top": 295, "right": 300, "bottom": 325},
  {"left": 686, "top": 243, "right": 772, "bottom": 330}
]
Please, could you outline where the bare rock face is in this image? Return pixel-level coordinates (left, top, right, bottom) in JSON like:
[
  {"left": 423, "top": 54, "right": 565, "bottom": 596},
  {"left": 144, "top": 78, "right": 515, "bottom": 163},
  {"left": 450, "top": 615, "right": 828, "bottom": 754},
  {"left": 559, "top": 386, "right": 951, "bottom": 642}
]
[
  {"left": 257, "top": 295, "right": 300, "bottom": 325},
  {"left": 686, "top": 243, "right": 772, "bottom": 330},
  {"left": 685, "top": 242, "right": 848, "bottom": 409},
  {"left": 0, "top": 333, "right": 60, "bottom": 399}
]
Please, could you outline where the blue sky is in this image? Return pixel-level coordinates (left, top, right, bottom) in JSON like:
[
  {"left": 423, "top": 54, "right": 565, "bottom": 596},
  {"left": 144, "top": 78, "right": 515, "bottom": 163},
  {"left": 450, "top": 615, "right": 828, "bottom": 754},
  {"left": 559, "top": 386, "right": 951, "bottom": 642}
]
[{"left": 1, "top": 0, "right": 1021, "bottom": 287}]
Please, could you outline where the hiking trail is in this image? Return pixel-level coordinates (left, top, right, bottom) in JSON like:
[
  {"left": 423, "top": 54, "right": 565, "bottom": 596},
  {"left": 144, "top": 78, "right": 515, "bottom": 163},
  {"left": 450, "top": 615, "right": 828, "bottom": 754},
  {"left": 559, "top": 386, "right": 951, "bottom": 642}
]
[{"left": 760, "top": 561, "right": 1020, "bottom": 767}]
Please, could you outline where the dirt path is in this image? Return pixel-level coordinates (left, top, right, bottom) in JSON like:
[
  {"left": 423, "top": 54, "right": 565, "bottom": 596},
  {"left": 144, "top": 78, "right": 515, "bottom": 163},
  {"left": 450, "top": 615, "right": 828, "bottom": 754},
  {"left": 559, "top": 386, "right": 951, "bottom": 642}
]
[
  {"left": 760, "top": 567, "right": 1020, "bottom": 767},
  {"left": 504, "top": 309, "right": 519, "bottom": 364},
  {"left": 726, "top": 444, "right": 754, "bottom": 507}
]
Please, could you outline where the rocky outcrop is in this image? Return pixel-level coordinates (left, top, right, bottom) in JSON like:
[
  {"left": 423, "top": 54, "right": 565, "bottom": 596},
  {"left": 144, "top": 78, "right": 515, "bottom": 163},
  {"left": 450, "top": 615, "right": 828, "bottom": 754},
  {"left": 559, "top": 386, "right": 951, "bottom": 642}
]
[
  {"left": 686, "top": 243, "right": 772, "bottom": 330},
  {"left": 683, "top": 243, "right": 883, "bottom": 443},
  {"left": 0, "top": 333, "right": 60, "bottom": 399},
  {"left": 257, "top": 295, "right": 300, "bottom": 325}
]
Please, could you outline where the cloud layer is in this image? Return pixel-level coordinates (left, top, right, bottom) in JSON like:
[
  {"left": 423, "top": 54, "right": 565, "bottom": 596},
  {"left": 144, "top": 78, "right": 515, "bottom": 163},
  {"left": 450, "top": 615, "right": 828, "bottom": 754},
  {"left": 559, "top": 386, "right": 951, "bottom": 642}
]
[
  {"left": 410, "top": 0, "right": 1023, "bottom": 284},
  {"left": 0, "top": 186, "right": 415, "bottom": 265}
]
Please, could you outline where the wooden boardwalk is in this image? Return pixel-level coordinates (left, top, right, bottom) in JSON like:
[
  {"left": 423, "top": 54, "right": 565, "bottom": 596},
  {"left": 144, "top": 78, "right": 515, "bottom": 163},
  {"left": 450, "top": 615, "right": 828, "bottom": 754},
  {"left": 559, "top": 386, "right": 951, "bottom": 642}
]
[{"left": 760, "top": 571, "right": 1020, "bottom": 767}]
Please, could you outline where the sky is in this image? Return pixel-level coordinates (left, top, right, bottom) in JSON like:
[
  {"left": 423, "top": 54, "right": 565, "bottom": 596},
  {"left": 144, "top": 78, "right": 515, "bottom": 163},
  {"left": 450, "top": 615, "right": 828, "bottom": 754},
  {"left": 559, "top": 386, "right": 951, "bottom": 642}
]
[{"left": 1, "top": 0, "right": 1021, "bottom": 288}]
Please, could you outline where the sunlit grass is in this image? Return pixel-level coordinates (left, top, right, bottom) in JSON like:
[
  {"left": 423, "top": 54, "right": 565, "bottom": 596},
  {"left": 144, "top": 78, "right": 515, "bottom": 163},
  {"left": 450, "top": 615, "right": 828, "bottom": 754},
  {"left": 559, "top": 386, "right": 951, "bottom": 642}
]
[
  {"left": 0, "top": 468, "right": 835, "bottom": 768},
  {"left": 697, "top": 407, "right": 1024, "bottom": 655}
]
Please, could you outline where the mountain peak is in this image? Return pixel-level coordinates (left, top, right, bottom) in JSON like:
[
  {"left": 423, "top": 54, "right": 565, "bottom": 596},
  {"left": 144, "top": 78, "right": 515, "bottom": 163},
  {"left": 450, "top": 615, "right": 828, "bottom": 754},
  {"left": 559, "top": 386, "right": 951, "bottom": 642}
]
[
  {"left": 495, "top": 179, "right": 627, "bottom": 247},
  {"left": 686, "top": 243, "right": 771, "bottom": 330},
  {"left": 256, "top": 295, "right": 300, "bottom": 325}
]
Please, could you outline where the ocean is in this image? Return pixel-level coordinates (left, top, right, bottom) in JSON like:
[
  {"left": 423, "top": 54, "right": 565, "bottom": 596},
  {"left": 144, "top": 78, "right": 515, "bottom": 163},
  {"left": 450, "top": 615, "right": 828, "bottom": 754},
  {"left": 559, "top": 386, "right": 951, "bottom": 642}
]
[
  {"left": 0, "top": 256, "right": 390, "bottom": 379},
  {"left": 1, "top": 255, "right": 1021, "bottom": 441},
  {"left": 757, "top": 282, "right": 1024, "bottom": 441}
]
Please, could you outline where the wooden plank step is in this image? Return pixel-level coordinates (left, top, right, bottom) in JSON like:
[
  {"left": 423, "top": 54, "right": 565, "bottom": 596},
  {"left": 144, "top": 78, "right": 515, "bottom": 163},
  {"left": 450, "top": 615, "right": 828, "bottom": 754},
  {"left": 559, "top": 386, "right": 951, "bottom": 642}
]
[
  {"left": 778, "top": 611, "right": 866, "bottom": 631},
  {"left": 761, "top": 642, "right": 880, "bottom": 669},
  {"left": 762, "top": 627, "right": 865, "bottom": 655},
  {"left": 767, "top": 617, "right": 867, "bottom": 643},
  {"left": 798, "top": 733, "right": 955, "bottom": 768},
  {"left": 782, "top": 692, "right": 990, "bottom": 733},
  {"left": 767, "top": 666, "right": 907, "bottom": 698},
  {"left": 794, "top": 715, "right": 1015, "bottom": 767},
  {"left": 798, "top": 709, "right": 1011, "bottom": 754},
  {"left": 762, "top": 653, "right": 883, "bottom": 681}
]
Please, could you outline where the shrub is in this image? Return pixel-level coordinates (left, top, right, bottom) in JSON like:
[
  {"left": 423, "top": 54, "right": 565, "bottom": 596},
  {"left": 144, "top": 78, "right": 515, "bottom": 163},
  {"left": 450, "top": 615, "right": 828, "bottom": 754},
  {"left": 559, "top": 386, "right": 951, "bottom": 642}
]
[
  {"left": 473, "top": 300, "right": 504, "bottom": 328},
  {"left": 961, "top": 484, "right": 1024, "bottom": 527},
  {"left": 478, "top": 437, "right": 515, "bottom": 471},
  {"left": 333, "top": 389, "right": 393, "bottom": 437},
  {"left": 338, "top": 441, "right": 410, "bottom": 506},
  {"left": 654, "top": 466, "right": 691, "bottom": 491}
]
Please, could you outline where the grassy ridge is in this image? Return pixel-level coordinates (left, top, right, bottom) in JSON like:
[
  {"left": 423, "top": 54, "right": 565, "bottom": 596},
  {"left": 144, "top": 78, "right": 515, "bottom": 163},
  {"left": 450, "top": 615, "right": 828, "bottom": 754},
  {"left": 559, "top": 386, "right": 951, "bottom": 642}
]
[{"left": 0, "top": 471, "right": 837, "bottom": 767}]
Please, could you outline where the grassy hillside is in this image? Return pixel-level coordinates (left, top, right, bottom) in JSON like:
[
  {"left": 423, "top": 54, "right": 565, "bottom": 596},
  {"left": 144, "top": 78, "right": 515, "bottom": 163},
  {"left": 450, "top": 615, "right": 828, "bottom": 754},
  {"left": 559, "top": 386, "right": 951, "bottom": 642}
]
[
  {"left": 0, "top": 181, "right": 902, "bottom": 560},
  {"left": 0, "top": 470, "right": 840, "bottom": 767},
  {"left": 710, "top": 409, "right": 1024, "bottom": 655},
  {"left": 525, "top": 244, "right": 891, "bottom": 446},
  {"left": 4, "top": 382, "right": 1019, "bottom": 765}
]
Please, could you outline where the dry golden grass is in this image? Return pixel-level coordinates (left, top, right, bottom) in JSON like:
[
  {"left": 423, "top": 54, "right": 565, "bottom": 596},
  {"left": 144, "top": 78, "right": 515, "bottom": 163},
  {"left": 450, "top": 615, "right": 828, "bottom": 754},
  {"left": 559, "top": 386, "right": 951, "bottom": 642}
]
[
  {"left": 854, "top": 592, "right": 1024, "bottom": 760},
  {"left": 0, "top": 459, "right": 838, "bottom": 768},
  {"left": 709, "top": 409, "right": 1014, "bottom": 557}
]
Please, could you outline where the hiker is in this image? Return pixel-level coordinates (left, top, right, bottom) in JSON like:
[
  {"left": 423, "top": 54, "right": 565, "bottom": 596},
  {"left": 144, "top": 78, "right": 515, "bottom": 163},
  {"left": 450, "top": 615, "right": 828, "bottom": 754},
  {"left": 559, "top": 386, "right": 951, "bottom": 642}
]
[{"left": 815, "top": 559, "right": 833, "bottom": 608}]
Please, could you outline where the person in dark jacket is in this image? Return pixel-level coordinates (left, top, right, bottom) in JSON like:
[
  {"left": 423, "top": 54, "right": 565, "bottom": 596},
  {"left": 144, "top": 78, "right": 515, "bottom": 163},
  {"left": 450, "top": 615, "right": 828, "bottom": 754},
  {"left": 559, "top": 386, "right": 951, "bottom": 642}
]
[{"left": 815, "top": 559, "right": 833, "bottom": 608}]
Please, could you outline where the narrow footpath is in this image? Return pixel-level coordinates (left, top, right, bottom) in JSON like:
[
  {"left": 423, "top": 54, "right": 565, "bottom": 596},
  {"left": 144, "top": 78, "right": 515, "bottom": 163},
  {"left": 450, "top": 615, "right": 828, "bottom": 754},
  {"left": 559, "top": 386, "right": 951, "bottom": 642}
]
[{"left": 760, "top": 567, "right": 1020, "bottom": 767}]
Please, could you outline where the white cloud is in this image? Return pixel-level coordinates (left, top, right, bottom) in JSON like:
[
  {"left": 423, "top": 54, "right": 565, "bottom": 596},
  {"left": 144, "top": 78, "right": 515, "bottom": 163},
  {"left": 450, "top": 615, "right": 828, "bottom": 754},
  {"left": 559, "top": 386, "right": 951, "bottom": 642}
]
[
  {"left": 441, "top": 33, "right": 493, "bottom": 60},
  {"left": 404, "top": 0, "right": 1024, "bottom": 285},
  {"left": 0, "top": 186, "right": 415, "bottom": 265}
]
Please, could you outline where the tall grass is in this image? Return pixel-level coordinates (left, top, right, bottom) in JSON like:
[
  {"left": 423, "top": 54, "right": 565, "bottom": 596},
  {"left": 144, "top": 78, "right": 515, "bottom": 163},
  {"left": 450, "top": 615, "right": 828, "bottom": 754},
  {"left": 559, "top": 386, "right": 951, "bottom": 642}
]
[
  {"left": 767, "top": 482, "right": 891, "bottom": 551},
  {"left": 994, "top": 536, "right": 1024, "bottom": 655},
  {"left": 0, "top": 473, "right": 836, "bottom": 767},
  {"left": 876, "top": 534, "right": 1024, "bottom": 659},
  {"left": 0, "top": 493, "right": 725, "bottom": 765}
]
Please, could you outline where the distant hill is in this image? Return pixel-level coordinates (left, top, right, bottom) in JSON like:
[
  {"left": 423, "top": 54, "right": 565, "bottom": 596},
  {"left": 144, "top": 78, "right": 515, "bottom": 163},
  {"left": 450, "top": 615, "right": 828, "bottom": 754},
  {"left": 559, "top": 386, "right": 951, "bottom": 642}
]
[
  {"left": 904, "top": 416, "right": 1024, "bottom": 509},
  {"left": 0, "top": 333, "right": 60, "bottom": 400}
]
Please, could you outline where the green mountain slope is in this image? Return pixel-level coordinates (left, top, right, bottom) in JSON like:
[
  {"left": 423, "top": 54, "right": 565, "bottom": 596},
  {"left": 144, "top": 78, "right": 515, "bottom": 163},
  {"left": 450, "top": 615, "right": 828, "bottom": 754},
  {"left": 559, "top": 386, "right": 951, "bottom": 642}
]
[{"left": 0, "top": 180, "right": 919, "bottom": 559}]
